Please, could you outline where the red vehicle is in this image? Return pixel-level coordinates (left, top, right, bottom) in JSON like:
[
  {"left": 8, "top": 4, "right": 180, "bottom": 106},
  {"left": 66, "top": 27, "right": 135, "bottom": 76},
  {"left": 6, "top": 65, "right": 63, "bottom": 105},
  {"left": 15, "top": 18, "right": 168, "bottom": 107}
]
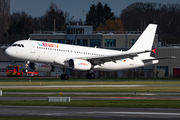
[
  {"left": 27, "top": 69, "right": 39, "bottom": 77},
  {"left": 7, "top": 64, "right": 23, "bottom": 77}
]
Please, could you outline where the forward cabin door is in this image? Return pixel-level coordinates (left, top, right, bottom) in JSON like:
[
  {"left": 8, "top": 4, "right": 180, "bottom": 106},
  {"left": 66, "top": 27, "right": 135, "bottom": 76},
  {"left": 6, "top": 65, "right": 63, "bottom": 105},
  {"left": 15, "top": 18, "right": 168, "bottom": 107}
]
[{"left": 30, "top": 42, "right": 36, "bottom": 53}]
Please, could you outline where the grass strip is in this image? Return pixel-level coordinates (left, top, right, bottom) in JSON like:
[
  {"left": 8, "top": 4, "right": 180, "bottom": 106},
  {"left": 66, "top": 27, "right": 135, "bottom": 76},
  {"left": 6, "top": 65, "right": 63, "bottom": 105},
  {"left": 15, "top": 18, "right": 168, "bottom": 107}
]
[
  {"left": 1, "top": 86, "right": 180, "bottom": 92},
  {"left": 1, "top": 81, "right": 180, "bottom": 85},
  {"left": 0, "top": 100, "right": 180, "bottom": 108}
]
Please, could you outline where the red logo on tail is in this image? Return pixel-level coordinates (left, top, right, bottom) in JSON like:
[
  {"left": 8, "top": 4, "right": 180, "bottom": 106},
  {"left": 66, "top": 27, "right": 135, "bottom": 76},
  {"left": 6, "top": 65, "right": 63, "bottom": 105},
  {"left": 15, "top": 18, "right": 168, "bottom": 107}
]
[{"left": 152, "top": 48, "right": 157, "bottom": 54}]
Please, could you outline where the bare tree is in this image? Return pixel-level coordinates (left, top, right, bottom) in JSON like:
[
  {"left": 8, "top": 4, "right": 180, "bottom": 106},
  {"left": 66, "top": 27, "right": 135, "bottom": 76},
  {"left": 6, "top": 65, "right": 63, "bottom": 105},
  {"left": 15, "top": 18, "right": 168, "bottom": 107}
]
[
  {"left": 120, "top": 2, "right": 180, "bottom": 43},
  {"left": 0, "top": 0, "right": 10, "bottom": 44},
  {"left": 41, "top": 2, "right": 65, "bottom": 31},
  {"left": 64, "top": 10, "right": 74, "bottom": 25},
  {"left": 8, "top": 11, "right": 34, "bottom": 43}
]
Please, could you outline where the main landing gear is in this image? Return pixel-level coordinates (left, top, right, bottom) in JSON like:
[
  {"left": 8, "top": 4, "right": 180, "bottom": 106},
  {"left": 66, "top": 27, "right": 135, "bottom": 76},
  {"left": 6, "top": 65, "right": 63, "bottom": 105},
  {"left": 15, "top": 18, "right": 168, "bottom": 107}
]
[
  {"left": 86, "top": 70, "right": 95, "bottom": 79},
  {"left": 60, "top": 68, "right": 69, "bottom": 80},
  {"left": 60, "top": 73, "right": 69, "bottom": 80}
]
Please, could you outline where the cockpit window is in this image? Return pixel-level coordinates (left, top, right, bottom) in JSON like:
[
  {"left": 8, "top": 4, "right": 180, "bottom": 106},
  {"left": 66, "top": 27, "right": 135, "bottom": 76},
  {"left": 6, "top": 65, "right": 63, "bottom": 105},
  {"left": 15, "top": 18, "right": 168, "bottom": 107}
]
[
  {"left": 11, "top": 44, "right": 24, "bottom": 47},
  {"left": 12, "top": 44, "right": 17, "bottom": 46}
]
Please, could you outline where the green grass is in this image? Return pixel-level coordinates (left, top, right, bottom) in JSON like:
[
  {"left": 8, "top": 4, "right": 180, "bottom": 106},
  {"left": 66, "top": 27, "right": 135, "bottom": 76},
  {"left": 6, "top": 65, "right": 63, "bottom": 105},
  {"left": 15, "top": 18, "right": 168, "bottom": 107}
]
[
  {"left": 1, "top": 86, "right": 180, "bottom": 92},
  {"left": 0, "top": 100, "right": 180, "bottom": 108},
  {"left": 1, "top": 81, "right": 180, "bottom": 85}
]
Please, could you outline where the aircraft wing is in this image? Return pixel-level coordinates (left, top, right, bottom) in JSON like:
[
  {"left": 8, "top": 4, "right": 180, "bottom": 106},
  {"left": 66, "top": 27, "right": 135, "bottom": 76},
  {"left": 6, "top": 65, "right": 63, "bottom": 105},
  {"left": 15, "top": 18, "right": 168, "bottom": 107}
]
[{"left": 76, "top": 50, "right": 152, "bottom": 65}]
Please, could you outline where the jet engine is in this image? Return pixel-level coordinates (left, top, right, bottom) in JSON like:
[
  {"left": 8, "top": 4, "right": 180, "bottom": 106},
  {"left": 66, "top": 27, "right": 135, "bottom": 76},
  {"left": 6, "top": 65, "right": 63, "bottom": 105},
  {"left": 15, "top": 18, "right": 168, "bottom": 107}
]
[{"left": 68, "top": 59, "right": 92, "bottom": 70}]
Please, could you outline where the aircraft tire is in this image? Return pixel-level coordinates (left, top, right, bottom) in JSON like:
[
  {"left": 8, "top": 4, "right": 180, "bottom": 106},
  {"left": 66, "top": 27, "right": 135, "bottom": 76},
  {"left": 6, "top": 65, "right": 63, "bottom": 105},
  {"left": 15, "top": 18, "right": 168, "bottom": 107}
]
[
  {"left": 64, "top": 74, "right": 69, "bottom": 80},
  {"left": 86, "top": 73, "right": 95, "bottom": 79},
  {"left": 61, "top": 74, "right": 69, "bottom": 80},
  {"left": 90, "top": 73, "right": 95, "bottom": 79},
  {"left": 60, "top": 74, "right": 65, "bottom": 80},
  {"left": 86, "top": 73, "right": 90, "bottom": 79}
]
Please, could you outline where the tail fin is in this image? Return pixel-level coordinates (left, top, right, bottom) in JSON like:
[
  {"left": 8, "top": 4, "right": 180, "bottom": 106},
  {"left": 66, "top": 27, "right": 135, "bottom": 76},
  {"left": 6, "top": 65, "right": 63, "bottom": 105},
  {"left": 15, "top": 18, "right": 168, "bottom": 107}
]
[{"left": 129, "top": 24, "right": 157, "bottom": 57}]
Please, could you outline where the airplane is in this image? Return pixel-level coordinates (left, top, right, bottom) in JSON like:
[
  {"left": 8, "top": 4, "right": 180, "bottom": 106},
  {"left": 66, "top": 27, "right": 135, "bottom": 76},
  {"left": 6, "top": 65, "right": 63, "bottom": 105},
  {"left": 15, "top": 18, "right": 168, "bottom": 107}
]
[{"left": 5, "top": 24, "right": 175, "bottom": 80}]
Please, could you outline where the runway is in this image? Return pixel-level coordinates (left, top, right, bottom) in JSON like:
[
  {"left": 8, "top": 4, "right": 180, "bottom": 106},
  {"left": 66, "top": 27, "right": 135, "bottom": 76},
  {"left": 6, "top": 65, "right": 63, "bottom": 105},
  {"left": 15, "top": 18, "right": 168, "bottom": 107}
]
[
  {"left": 0, "top": 105, "right": 180, "bottom": 119},
  {"left": 1, "top": 96, "right": 180, "bottom": 101},
  {"left": 0, "top": 84, "right": 180, "bottom": 88},
  {"left": 1, "top": 83, "right": 180, "bottom": 119}
]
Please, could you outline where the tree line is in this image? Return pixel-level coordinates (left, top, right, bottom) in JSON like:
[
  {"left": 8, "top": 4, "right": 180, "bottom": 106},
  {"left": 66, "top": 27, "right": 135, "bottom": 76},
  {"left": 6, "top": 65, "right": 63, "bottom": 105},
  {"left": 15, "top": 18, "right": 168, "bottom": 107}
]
[
  {"left": 1, "top": 1, "right": 180, "bottom": 44},
  {"left": 120, "top": 2, "right": 180, "bottom": 44},
  {"left": 0, "top": 2, "right": 74, "bottom": 44}
]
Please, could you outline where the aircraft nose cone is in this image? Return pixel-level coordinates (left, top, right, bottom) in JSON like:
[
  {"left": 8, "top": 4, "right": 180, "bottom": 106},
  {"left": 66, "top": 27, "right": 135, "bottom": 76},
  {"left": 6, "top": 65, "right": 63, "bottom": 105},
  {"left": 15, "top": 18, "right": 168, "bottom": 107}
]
[
  {"left": 5, "top": 47, "right": 13, "bottom": 57},
  {"left": 5, "top": 48, "right": 9, "bottom": 56}
]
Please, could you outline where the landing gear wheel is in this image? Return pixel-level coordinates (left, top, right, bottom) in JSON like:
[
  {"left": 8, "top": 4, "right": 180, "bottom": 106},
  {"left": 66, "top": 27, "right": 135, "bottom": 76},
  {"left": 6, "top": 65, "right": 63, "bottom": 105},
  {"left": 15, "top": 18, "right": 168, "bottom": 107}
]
[
  {"left": 64, "top": 74, "right": 69, "bottom": 80},
  {"left": 60, "top": 74, "right": 64, "bottom": 80},
  {"left": 61, "top": 74, "right": 69, "bottom": 80},
  {"left": 86, "top": 73, "right": 90, "bottom": 79},
  {"left": 86, "top": 72, "right": 95, "bottom": 79},
  {"left": 90, "top": 73, "right": 95, "bottom": 79}
]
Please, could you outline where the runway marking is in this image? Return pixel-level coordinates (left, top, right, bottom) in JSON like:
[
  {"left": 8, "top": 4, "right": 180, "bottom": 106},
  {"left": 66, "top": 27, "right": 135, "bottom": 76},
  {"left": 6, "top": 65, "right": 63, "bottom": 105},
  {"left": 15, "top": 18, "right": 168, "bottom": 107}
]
[
  {"left": 100, "top": 96, "right": 180, "bottom": 100},
  {"left": 86, "top": 111, "right": 180, "bottom": 116}
]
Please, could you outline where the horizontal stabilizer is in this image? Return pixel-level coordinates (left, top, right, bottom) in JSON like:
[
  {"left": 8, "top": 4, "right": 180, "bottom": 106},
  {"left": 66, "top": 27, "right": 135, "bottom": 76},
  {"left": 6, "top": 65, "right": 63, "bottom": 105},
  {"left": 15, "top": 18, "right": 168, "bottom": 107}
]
[{"left": 142, "top": 56, "right": 176, "bottom": 62}]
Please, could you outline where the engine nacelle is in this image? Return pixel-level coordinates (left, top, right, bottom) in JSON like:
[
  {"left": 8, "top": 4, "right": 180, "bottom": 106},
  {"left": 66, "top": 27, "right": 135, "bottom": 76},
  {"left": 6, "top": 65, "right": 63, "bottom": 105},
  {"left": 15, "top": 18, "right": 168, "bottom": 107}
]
[
  {"left": 69, "top": 59, "right": 92, "bottom": 70},
  {"left": 30, "top": 63, "right": 54, "bottom": 72}
]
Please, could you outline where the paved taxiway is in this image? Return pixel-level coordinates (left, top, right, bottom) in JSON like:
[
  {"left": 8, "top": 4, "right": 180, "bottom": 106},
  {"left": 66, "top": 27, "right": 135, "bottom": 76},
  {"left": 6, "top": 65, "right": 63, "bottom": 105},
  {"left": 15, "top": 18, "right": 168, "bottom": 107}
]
[
  {"left": 3, "top": 91, "right": 180, "bottom": 95},
  {"left": 0, "top": 105, "right": 180, "bottom": 119},
  {"left": 2, "top": 91, "right": 180, "bottom": 101},
  {"left": 1, "top": 82, "right": 180, "bottom": 119},
  {"left": 2, "top": 89, "right": 180, "bottom": 100},
  {"left": 1, "top": 96, "right": 180, "bottom": 101}
]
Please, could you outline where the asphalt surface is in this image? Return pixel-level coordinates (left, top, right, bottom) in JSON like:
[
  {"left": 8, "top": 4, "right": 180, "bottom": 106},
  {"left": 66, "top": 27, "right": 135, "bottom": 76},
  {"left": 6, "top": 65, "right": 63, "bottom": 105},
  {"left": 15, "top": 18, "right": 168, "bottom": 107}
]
[
  {"left": 3, "top": 91, "right": 180, "bottom": 95},
  {"left": 1, "top": 96, "right": 180, "bottom": 101},
  {"left": 0, "top": 105, "right": 180, "bottom": 120},
  {"left": 1, "top": 80, "right": 180, "bottom": 119}
]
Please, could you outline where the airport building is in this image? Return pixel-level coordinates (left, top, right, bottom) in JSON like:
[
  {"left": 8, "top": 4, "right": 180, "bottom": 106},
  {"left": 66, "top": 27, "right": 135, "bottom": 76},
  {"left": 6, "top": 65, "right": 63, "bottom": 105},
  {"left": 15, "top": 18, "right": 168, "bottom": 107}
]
[{"left": 0, "top": 25, "right": 180, "bottom": 78}]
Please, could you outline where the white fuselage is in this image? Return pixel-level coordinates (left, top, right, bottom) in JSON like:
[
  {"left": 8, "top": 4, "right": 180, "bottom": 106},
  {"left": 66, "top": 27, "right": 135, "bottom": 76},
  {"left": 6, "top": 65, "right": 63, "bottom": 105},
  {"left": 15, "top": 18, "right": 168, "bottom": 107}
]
[{"left": 5, "top": 40, "right": 158, "bottom": 71}]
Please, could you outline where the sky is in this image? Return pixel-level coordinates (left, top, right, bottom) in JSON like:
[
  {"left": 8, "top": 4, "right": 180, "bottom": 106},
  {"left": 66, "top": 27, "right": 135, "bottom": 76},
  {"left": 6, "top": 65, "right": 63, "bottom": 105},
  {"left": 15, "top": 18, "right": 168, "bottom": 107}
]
[{"left": 11, "top": 0, "right": 180, "bottom": 20}]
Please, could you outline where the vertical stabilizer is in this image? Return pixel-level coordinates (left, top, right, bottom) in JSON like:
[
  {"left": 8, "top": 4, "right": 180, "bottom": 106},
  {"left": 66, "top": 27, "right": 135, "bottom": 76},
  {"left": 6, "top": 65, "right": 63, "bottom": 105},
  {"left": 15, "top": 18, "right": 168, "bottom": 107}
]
[{"left": 129, "top": 24, "right": 157, "bottom": 57}]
